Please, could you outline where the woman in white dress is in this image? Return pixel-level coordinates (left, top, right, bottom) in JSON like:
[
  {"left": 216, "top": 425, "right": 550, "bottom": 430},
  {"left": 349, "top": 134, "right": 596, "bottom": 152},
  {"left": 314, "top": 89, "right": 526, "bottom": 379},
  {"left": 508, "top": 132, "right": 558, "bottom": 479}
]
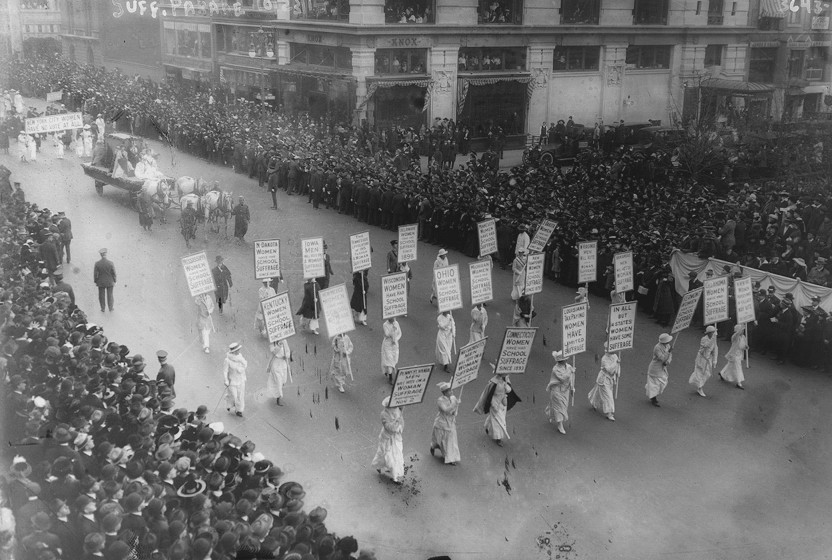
[
  {"left": 430, "top": 249, "right": 449, "bottom": 304},
  {"left": 27, "top": 135, "right": 37, "bottom": 162},
  {"left": 254, "top": 279, "right": 276, "bottom": 337},
  {"left": 53, "top": 132, "right": 64, "bottom": 159},
  {"left": 372, "top": 396, "right": 404, "bottom": 484},
  {"left": 435, "top": 311, "right": 455, "bottom": 373},
  {"left": 474, "top": 369, "right": 513, "bottom": 446},
  {"left": 329, "top": 333, "right": 353, "bottom": 393},
  {"left": 719, "top": 323, "right": 747, "bottom": 389},
  {"left": 646, "top": 333, "right": 673, "bottom": 407},
  {"left": 195, "top": 294, "right": 214, "bottom": 353},
  {"left": 689, "top": 325, "right": 718, "bottom": 397},
  {"left": 17, "top": 131, "right": 28, "bottom": 162},
  {"left": 381, "top": 317, "right": 401, "bottom": 384},
  {"left": 266, "top": 338, "right": 292, "bottom": 406},
  {"left": 546, "top": 351, "right": 575, "bottom": 434},
  {"left": 588, "top": 343, "right": 620, "bottom": 421},
  {"left": 430, "top": 382, "right": 460, "bottom": 465},
  {"left": 469, "top": 303, "right": 488, "bottom": 343},
  {"left": 81, "top": 125, "right": 93, "bottom": 158}
]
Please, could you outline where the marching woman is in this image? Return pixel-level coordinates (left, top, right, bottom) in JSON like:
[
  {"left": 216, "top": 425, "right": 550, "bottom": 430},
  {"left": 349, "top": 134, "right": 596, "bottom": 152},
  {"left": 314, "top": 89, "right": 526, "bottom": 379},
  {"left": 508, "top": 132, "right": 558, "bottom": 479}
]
[
  {"left": 81, "top": 124, "right": 93, "bottom": 158},
  {"left": 350, "top": 270, "right": 369, "bottom": 326},
  {"left": 195, "top": 293, "right": 214, "bottom": 353},
  {"left": 474, "top": 367, "right": 520, "bottom": 447},
  {"left": 254, "top": 279, "right": 276, "bottom": 337},
  {"left": 430, "top": 249, "right": 449, "bottom": 304},
  {"left": 266, "top": 338, "right": 292, "bottom": 406},
  {"left": 53, "top": 131, "right": 64, "bottom": 160},
  {"left": 27, "top": 134, "right": 37, "bottom": 162},
  {"left": 469, "top": 302, "right": 488, "bottom": 343},
  {"left": 719, "top": 323, "right": 748, "bottom": 389},
  {"left": 381, "top": 317, "right": 401, "bottom": 384},
  {"left": 430, "top": 382, "right": 461, "bottom": 465},
  {"left": 511, "top": 250, "right": 526, "bottom": 300},
  {"left": 17, "top": 130, "right": 27, "bottom": 162},
  {"left": 689, "top": 325, "right": 718, "bottom": 397},
  {"left": 588, "top": 342, "right": 620, "bottom": 421},
  {"left": 329, "top": 333, "right": 353, "bottom": 393},
  {"left": 546, "top": 351, "right": 575, "bottom": 434},
  {"left": 435, "top": 311, "right": 456, "bottom": 373},
  {"left": 296, "top": 278, "right": 320, "bottom": 335},
  {"left": 646, "top": 333, "right": 673, "bottom": 407},
  {"left": 372, "top": 397, "right": 404, "bottom": 484}
]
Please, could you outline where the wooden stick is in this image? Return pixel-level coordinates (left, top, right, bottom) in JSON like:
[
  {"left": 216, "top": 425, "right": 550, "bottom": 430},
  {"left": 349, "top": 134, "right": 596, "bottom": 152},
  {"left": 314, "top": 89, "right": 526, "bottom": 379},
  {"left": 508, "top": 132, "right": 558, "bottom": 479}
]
[
  {"left": 745, "top": 323, "right": 750, "bottom": 369},
  {"left": 571, "top": 355, "right": 576, "bottom": 406},
  {"left": 615, "top": 354, "right": 620, "bottom": 399}
]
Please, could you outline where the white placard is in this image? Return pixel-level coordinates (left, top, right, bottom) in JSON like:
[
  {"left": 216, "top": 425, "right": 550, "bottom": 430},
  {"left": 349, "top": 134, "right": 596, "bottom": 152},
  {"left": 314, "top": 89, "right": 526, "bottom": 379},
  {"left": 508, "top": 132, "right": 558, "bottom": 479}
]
[
  {"left": 562, "top": 302, "right": 588, "bottom": 357},
  {"left": 181, "top": 252, "right": 216, "bottom": 297},
  {"left": 494, "top": 327, "right": 537, "bottom": 374},
  {"left": 381, "top": 272, "right": 408, "bottom": 319},
  {"left": 523, "top": 252, "right": 545, "bottom": 295},
  {"left": 46, "top": 90, "right": 63, "bottom": 102},
  {"left": 434, "top": 263, "right": 463, "bottom": 312},
  {"left": 528, "top": 219, "right": 557, "bottom": 254},
  {"left": 578, "top": 241, "right": 597, "bottom": 284},
  {"left": 24, "top": 112, "right": 83, "bottom": 135},
  {"left": 734, "top": 276, "right": 756, "bottom": 325},
  {"left": 388, "top": 364, "right": 434, "bottom": 407},
  {"left": 253, "top": 239, "right": 281, "bottom": 280},
  {"left": 703, "top": 276, "right": 730, "bottom": 325},
  {"left": 607, "top": 302, "right": 637, "bottom": 352},
  {"left": 301, "top": 237, "right": 325, "bottom": 279},
  {"left": 318, "top": 284, "right": 356, "bottom": 338},
  {"left": 671, "top": 288, "right": 703, "bottom": 334},
  {"left": 469, "top": 260, "right": 493, "bottom": 305},
  {"left": 261, "top": 292, "right": 295, "bottom": 343},
  {"left": 477, "top": 219, "right": 498, "bottom": 257},
  {"left": 613, "top": 251, "right": 634, "bottom": 293},
  {"left": 451, "top": 338, "right": 488, "bottom": 389},
  {"left": 350, "top": 231, "right": 372, "bottom": 273},
  {"left": 398, "top": 224, "right": 418, "bottom": 263}
]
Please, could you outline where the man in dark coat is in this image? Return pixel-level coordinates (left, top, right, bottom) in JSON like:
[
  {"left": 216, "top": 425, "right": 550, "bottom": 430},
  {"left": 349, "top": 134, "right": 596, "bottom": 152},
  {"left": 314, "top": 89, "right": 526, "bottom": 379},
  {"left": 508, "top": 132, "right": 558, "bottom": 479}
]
[
  {"left": 367, "top": 182, "right": 382, "bottom": 226},
  {"left": 771, "top": 293, "right": 800, "bottom": 365},
  {"left": 212, "top": 255, "right": 233, "bottom": 314},
  {"left": 52, "top": 270, "right": 75, "bottom": 307},
  {"left": 380, "top": 187, "right": 395, "bottom": 230},
  {"left": 232, "top": 196, "right": 250, "bottom": 243},
  {"left": 338, "top": 174, "right": 353, "bottom": 215},
  {"left": 267, "top": 167, "right": 280, "bottom": 209},
  {"left": 156, "top": 350, "right": 176, "bottom": 398},
  {"left": 93, "top": 248, "right": 116, "bottom": 312},
  {"left": 39, "top": 233, "right": 60, "bottom": 276}
]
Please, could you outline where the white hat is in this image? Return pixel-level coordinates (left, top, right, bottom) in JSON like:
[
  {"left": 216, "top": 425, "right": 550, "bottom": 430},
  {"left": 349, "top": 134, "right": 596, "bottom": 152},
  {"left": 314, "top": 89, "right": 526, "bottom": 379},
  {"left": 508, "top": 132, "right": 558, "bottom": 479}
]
[
  {"left": 438, "top": 248, "right": 448, "bottom": 256},
  {"left": 228, "top": 342, "right": 242, "bottom": 353},
  {"left": 658, "top": 333, "right": 673, "bottom": 344},
  {"left": 382, "top": 396, "right": 392, "bottom": 408},
  {"left": 437, "top": 381, "right": 451, "bottom": 392},
  {"left": 705, "top": 325, "right": 717, "bottom": 333},
  {"left": 552, "top": 351, "right": 566, "bottom": 361}
]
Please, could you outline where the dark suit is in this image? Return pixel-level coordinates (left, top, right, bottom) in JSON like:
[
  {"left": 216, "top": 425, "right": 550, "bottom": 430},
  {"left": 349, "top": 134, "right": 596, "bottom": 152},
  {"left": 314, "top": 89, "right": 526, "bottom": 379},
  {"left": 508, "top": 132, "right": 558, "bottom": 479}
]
[
  {"left": 58, "top": 217, "right": 72, "bottom": 262},
  {"left": 212, "top": 263, "right": 233, "bottom": 312},
  {"left": 157, "top": 363, "right": 176, "bottom": 397},
  {"left": 93, "top": 256, "right": 116, "bottom": 311}
]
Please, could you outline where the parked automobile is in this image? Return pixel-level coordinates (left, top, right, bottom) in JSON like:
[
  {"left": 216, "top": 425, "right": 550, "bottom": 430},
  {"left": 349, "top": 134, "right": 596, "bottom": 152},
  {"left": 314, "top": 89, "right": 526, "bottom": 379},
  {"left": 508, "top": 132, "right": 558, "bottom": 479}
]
[{"left": 630, "top": 126, "right": 686, "bottom": 153}]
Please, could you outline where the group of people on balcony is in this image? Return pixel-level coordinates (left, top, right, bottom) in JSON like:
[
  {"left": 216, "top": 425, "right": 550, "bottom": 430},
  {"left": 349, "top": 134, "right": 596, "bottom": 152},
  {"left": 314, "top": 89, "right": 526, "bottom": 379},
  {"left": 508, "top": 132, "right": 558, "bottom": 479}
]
[
  {"left": 384, "top": 0, "right": 433, "bottom": 23},
  {"left": 479, "top": 0, "right": 513, "bottom": 23}
]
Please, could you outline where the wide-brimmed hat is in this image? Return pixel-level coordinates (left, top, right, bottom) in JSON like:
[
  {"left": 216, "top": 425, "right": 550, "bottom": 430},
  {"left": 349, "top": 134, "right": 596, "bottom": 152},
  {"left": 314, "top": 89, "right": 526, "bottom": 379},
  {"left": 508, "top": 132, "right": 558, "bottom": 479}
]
[
  {"left": 734, "top": 323, "right": 745, "bottom": 333},
  {"left": 382, "top": 396, "right": 392, "bottom": 408},
  {"left": 9, "top": 458, "right": 32, "bottom": 478},
  {"left": 658, "top": 333, "right": 673, "bottom": 344},
  {"left": 228, "top": 342, "right": 242, "bottom": 353},
  {"left": 176, "top": 477, "right": 207, "bottom": 498},
  {"left": 437, "top": 381, "right": 451, "bottom": 392},
  {"left": 705, "top": 325, "right": 716, "bottom": 333},
  {"left": 437, "top": 248, "right": 448, "bottom": 256},
  {"left": 551, "top": 351, "right": 566, "bottom": 362},
  {"left": 53, "top": 426, "right": 73, "bottom": 443}
]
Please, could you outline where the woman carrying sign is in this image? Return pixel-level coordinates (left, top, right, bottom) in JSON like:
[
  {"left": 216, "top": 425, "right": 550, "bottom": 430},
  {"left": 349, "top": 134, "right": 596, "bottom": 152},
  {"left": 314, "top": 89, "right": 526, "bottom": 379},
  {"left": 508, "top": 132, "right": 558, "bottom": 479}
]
[
  {"left": 588, "top": 342, "right": 620, "bottom": 422},
  {"left": 646, "top": 333, "right": 673, "bottom": 407},
  {"left": 546, "top": 351, "right": 575, "bottom": 434},
  {"left": 473, "top": 367, "right": 519, "bottom": 447},
  {"left": 719, "top": 323, "right": 747, "bottom": 389},
  {"left": 329, "top": 333, "right": 353, "bottom": 393},
  {"left": 254, "top": 279, "right": 276, "bottom": 338},
  {"left": 430, "top": 382, "right": 460, "bottom": 465},
  {"left": 469, "top": 303, "right": 488, "bottom": 343},
  {"left": 372, "top": 397, "right": 404, "bottom": 484},
  {"left": 689, "top": 325, "right": 718, "bottom": 398},
  {"left": 195, "top": 293, "right": 214, "bottom": 354},
  {"left": 296, "top": 278, "right": 320, "bottom": 335},
  {"left": 266, "top": 338, "right": 292, "bottom": 406},
  {"left": 381, "top": 317, "right": 401, "bottom": 384},
  {"left": 350, "top": 270, "right": 368, "bottom": 326},
  {"left": 435, "top": 311, "right": 456, "bottom": 373}
]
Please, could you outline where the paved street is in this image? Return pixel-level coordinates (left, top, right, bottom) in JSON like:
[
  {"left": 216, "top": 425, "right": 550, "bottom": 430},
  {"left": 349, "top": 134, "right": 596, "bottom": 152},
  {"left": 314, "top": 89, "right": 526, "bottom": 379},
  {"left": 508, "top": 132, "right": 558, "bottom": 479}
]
[{"left": 5, "top": 116, "right": 832, "bottom": 560}]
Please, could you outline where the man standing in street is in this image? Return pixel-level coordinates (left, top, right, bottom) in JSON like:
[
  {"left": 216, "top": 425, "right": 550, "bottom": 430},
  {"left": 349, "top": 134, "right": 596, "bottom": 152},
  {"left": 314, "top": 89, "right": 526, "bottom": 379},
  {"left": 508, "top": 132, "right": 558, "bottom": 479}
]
[
  {"left": 233, "top": 196, "right": 250, "bottom": 244},
  {"left": 212, "top": 255, "right": 233, "bottom": 314},
  {"left": 267, "top": 165, "right": 279, "bottom": 209},
  {"left": 156, "top": 350, "right": 176, "bottom": 399},
  {"left": 386, "top": 240, "right": 399, "bottom": 274},
  {"left": 93, "top": 248, "right": 116, "bottom": 312},
  {"left": 223, "top": 342, "right": 247, "bottom": 417},
  {"left": 57, "top": 212, "right": 72, "bottom": 263}
]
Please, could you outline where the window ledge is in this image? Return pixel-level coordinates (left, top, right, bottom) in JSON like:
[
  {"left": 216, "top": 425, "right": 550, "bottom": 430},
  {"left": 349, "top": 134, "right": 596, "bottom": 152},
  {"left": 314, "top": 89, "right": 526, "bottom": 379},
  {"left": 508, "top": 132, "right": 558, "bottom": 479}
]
[
  {"left": 625, "top": 68, "right": 671, "bottom": 73},
  {"left": 551, "top": 69, "right": 601, "bottom": 74}
]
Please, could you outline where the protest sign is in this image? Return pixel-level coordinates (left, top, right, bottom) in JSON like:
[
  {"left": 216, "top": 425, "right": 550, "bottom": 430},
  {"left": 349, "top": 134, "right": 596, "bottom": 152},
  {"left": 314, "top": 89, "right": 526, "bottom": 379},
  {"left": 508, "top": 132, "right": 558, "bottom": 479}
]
[
  {"left": 318, "top": 284, "right": 355, "bottom": 338},
  {"left": 253, "top": 239, "right": 281, "bottom": 280},
  {"left": 349, "top": 231, "right": 372, "bottom": 272},
  {"left": 451, "top": 338, "right": 488, "bottom": 389},
  {"left": 703, "top": 276, "right": 729, "bottom": 325},
  {"left": 46, "top": 90, "right": 63, "bottom": 102},
  {"left": 528, "top": 219, "right": 557, "bottom": 254},
  {"left": 613, "top": 251, "right": 634, "bottom": 293},
  {"left": 388, "top": 364, "right": 434, "bottom": 407},
  {"left": 261, "top": 292, "right": 295, "bottom": 343},
  {"left": 301, "top": 237, "right": 325, "bottom": 279},
  {"left": 469, "top": 260, "right": 493, "bottom": 305},
  {"left": 734, "top": 276, "right": 756, "bottom": 325},
  {"left": 494, "top": 327, "right": 537, "bottom": 374},
  {"left": 477, "top": 219, "right": 498, "bottom": 257},
  {"left": 523, "top": 253, "right": 545, "bottom": 295},
  {"left": 24, "top": 112, "right": 83, "bottom": 135},
  {"left": 578, "top": 241, "right": 597, "bottom": 284},
  {"left": 562, "top": 302, "right": 588, "bottom": 357},
  {"left": 671, "top": 288, "right": 703, "bottom": 334},
  {"left": 381, "top": 272, "right": 408, "bottom": 319},
  {"left": 435, "top": 263, "right": 463, "bottom": 312},
  {"left": 181, "top": 252, "right": 215, "bottom": 297},
  {"left": 607, "top": 302, "right": 637, "bottom": 352},
  {"left": 398, "top": 224, "right": 418, "bottom": 263}
]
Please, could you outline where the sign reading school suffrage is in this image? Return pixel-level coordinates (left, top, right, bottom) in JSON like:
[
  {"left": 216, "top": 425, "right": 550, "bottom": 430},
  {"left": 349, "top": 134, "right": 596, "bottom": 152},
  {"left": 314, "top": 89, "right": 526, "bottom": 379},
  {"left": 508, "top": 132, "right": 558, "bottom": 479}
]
[
  {"left": 381, "top": 272, "right": 408, "bottom": 319},
  {"left": 261, "top": 292, "right": 295, "bottom": 343},
  {"left": 613, "top": 251, "right": 634, "bottom": 293},
  {"left": 253, "top": 239, "right": 281, "bottom": 280},
  {"left": 477, "top": 219, "right": 498, "bottom": 257},
  {"left": 349, "top": 231, "right": 372, "bottom": 273},
  {"left": 469, "top": 260, "right": 493, "bottom": 304},
  {"left": 434, "top": 263, "right": 463, "bottom": 312},
  {"left": 318, "top": 284, "right": 355, "bottom": 338},
  {"left": 734, "top": 276, "right": 756, "bottom": 325},
  {"left": 451, "top": 338, "right": 488, "bottom": 389},
  {"left": 301, "top": 237, "right": 325, "bottom": 279},
  {"left": 523, "top": 253, "right": 545, "bottom": 295},
  {"left": 527, "top": 219, "right": 557, "bottom": 254},
  {"left": 671, "top": 288, "right": 703, "bottom": 334},
  {"left": 388, "top": 364, "right": 434, "bottom": 407},
  {"left": 398, "top": 224, "right": 418, "bottom": 263},
  {"left": 494, "top": 327, "right": 537, "bottom": 374},
  {"left": 578, "top": 241, "right": 597, "bottom": 284},
  {"left": 607, "top": 302, "right": 637, "bottom": 352},
  {"left": 703, "top": 276, "right": 729, "bottom": 325},
  {"left": 181, "top": 252, "right": 215, "bottom": 297},
  {"left": 24, "top": 112, "right": 83, "bottom": 135},
  {"left": 562, "top": 302, "right": 588, "bottom": 357}
]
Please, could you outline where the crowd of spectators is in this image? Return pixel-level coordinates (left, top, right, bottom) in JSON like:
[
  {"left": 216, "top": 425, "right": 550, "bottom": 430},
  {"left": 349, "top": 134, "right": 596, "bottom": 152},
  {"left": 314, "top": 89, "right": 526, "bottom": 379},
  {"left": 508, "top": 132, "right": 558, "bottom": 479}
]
[
  {"left": 0, "top": 169, "right": 373, "bottom": 559},
  {"left": 383, "top": 0, "right": 433, "bottom": 23}
]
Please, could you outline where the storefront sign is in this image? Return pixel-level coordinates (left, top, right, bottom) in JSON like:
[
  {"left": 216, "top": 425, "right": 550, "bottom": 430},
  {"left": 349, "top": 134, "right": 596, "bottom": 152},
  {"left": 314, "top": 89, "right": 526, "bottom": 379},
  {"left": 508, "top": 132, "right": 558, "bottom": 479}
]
[
  {"left": 469, "top": 260, "right": 493, "bottom": 305},
  {"left": 734, "top": 277, "right": 757, "bottom": 325},
  {"left": 435, "top": 263, "right": 463, "bottom": 312},
  {"left": 377, "top": 37, "right": 431, "bottom": 48},
  {"left": 398, "top": 224, "right": 418, "bottom": 263},
  {"left": 24, "top": 112, "right": 83, "bottom": 135},
  {"left": 301, "top": 237, "right": 325, "bottom": 279},
  {"left": 578, "top": 241, "right": 597, "bottom": 284},
  {"left": 451, "top": 338, "right": 488, "bottom": 389},
  {"left": 181, "top": 251, "right": 216, "bottom": 297},
  {"left": 607, "top": 302, "right": 637, "bottom": 352},
  {"left": 613, "top": 251, "right": 634, "bottom": 293},
  {"left": 253, "top": 239, "right": 280, "bottom": 280},
  {"left": 318, "top": 283, "right": 355, "bottom": 338},
  {"left": 349, "top": 231, "right": 372, "bottom": 272},
  {"left": 381, "top": 272, "right": 408, "bottom": 319},
  {"left": 523, "top": 253, "right": 545, "bottom": 296},
  {"left": 261, "top": 292, "right": 295, "bottom": 343},
  {"left": 528, "top": 219, "right": 557, "bottom": 254},
  {"left": 477, "top": 219, "right": 498, "bottom": 257},
  {"left": 562, "top": 302, "right": 588, "bottom": 357},
  {"left": 671, "top": 288, "right": 703, "bottom": 334},
  {"left": 388, "top": 364, "right": 434, "bottom": 407},
  {"left": 494, "top": 327, "right": 537, "bottom": 374},
  {"left": 703, "top": 276, "right": 729, "bottom": 325}
]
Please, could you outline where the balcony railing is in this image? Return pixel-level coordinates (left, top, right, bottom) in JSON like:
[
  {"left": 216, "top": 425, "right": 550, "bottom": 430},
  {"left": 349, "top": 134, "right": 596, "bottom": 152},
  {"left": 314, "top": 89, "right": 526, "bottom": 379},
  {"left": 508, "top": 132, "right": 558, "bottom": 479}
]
[
  {"left": 805, "top": 67, "right": 823, "bottom": 80},
  {"left": 707, "top": 13, "right": 723, "bottom": 24}
]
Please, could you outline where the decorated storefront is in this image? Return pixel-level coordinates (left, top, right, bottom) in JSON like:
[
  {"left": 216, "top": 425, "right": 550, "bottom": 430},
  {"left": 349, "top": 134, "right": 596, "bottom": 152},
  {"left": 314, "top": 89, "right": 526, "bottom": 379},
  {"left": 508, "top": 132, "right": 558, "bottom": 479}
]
[
  {"left": 456, "top": 74, "right": 532, "bottom": 139},
  {"left": 363, "top": 77, "right": 432, "bottom": 130}
]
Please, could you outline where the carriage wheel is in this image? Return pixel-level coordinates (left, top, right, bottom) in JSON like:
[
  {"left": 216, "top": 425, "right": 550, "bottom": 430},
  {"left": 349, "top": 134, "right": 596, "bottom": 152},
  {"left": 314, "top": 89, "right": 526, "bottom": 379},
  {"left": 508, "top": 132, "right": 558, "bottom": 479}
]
[
  {"left": 522, "top": 151, "right": 530, "bottom": 165},
  {"left": 95, "top": 181, "right": 104, "bottom": 196},
  {"left": 540, "top": 152, "right": 555, "bottom": 166}
]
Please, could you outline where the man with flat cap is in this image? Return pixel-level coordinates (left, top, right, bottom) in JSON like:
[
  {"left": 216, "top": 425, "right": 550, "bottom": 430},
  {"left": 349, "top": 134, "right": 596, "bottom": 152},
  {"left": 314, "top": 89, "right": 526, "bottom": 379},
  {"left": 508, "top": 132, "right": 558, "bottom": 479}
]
[
  {"left": 156, "top": 350, "right": 176, "bottom": 398},
  {"left": 93, "top": 248, "right": 116, "bottom": 312},
  {"left": 52, "top": 268, "right": 75, "bottom": 307}
]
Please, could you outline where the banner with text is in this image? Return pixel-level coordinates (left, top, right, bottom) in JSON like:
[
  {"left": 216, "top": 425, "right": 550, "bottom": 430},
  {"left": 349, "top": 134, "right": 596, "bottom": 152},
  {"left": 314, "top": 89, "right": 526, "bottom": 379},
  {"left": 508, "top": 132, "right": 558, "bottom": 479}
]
[
  {"left": 381, "top": 272, "right": 408, "bottom": 319},
  {"left": 181, "top": 252, "right": 216, "bottom": 297},
  {"left": 562, "top": 302, "right": 588, "bottom": 357},
  {"left": 46, "top": 90, "right": 63, "bottom": 102},
  {"left": 388, "top": 364, "right": 434, "bottom": 407},
  {"left": 734, "top": 276, "right": 756, "bottom": 325},
  {"left": 607, "top": 302, "right": 637, "bottom": 352},
  {"left": 527, "top": 219, "right": 557, "bottom": 254},
  {"left": 613, "top": 251, "right": 634, "bottom": 293},
  {"left": 469, "top": 260, "right": 493, "bottom": 305},
  {"left": 494, "top": 327, "right": 537, "bottom": 374},
  {"left": 301, "top": 237, "right": 325, "bottom": 279},
  {"left": 451, "top": 338, "right": 488, "bottom": 389},
  {"left": 398, "top": 224, "right": 418, "bottom": 263},
  {"left": 318, "top": 284, "right": 355, "bottom": 338},
  {"left": 703, "top": 276, "right": 729, "bottom": 325},
  {"left": 253, "top": 239, "right": 281, "bottom": 280},
  {"left": 523, "top": 253, "right": 545, "bottom": 295},
  {"left": 24, "top": 112, "right": 83, "bottom": 135},
  {"left": 350, "top": 231, "right": 372, "bottom": 273},
  {"left": 578, "top": 241, "right": 597, "bottom": 284},
  {"left": 477, "top": 219, "right": 498, "bottom": 257},
  {"left": 261, "top": 292, "right": 295, "bottom": 343},
  {"left": 435, "top": 263, "right": 463, "bottom": 312},
  {"left": 671, "top": 288, "right": 703, "bottom": 334}
]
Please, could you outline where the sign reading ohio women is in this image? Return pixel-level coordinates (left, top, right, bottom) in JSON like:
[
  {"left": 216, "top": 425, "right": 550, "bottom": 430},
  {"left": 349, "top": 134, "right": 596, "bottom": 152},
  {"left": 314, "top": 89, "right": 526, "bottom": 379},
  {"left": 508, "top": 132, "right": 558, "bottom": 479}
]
[{"left": 112, "top": 0, "right": 277, "bottom": 19}]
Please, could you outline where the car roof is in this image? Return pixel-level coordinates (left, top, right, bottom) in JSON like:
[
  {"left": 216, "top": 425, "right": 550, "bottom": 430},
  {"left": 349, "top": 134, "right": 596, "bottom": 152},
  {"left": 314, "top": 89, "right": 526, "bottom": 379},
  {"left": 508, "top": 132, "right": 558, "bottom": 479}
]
[{"left": 638, "top": 126, "right": 681, "bottom": 133}]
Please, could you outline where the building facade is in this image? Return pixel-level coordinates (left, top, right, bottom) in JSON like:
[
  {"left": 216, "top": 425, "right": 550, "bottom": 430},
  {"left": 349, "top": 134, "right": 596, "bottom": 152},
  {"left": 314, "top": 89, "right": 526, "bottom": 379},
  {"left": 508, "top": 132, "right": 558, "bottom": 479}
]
[
  {"left": 60, "top": 0, "right": 103, "bottom": 66},
  {"left": 20, "top": 0, "right": 62, "bottom": 40}
]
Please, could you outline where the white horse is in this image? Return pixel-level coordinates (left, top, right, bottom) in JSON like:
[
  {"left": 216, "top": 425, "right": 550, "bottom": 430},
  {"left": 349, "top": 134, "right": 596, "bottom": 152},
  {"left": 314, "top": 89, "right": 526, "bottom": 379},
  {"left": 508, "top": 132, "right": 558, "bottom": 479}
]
[
  {"left": 201, "top": 190, "right": 234, "bottom": 240},
  {"left": 138, "top": 178, "right": 172, "bottom": 223},
  {"left": 172, "top": 176, "right": 214, "bottom": 207}
]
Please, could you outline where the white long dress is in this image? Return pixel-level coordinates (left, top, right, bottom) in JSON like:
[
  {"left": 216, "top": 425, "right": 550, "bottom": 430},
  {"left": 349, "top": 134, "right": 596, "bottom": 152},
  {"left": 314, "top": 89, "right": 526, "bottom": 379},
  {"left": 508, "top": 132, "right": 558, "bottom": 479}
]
[
  {"left": 469, "top": 305, "right": 488, "bottom": 343},
  {"left": 266, "top": 339, "right": 292, "bottom": 399},
  {"left": 255, "top": 285, "right": 276, "bottom": 336},
  {"left": 81, "top": 130, "right": 93, "bottom": 157},
  {"left": 475, "top": 375, "right": 511, "bottom": 441},
  {"left": 27, "top": 137, "right": 36, "bottom": 161},
  {"left": 372, "top": 405, "right": 404, "bottom": 482},
  {"left": 646, "top": 343, "right": 672, "bottom": 398},
  {"left": 431, "top": 256, "right": 448, "bottom": 300},
  {"left": 381, "top": 320, "right": 401, "bottom": 372},
  {"left": 431, "top": 394, "right": 461, "bottom": 463},
  {"left": 435, "top": 313, "right": 455, "bottom": 365},
  {"left": 588, "top": 352, "right": 620, "bottom": 414},
  {"left": 720, "top": 333, "right": 747, "bottom": 384},
  {"left": 511, "top": 255, "right": 526, "bottom": 300},
  {"left": 689, "top": 334, "right": 718, "bottom": 389},
  {"left": 329, "top": 334, "right": 353, "bottom": 389},
  {"left": 546, "top": 362, "right": 575, "bottom": 423}
]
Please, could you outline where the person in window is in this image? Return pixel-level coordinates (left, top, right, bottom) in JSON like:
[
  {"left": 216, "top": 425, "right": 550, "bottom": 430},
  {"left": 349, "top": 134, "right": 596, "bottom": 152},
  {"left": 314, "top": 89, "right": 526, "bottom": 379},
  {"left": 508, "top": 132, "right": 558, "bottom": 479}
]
[
  {"left": 491, "top": 55, "right": 501, "bottom": 69},
  {"left": 392, "top": 57, "right": 401, "bottom": 73},
  {"left": 458, "top": 54, "right": 467, "bottom": 70}
]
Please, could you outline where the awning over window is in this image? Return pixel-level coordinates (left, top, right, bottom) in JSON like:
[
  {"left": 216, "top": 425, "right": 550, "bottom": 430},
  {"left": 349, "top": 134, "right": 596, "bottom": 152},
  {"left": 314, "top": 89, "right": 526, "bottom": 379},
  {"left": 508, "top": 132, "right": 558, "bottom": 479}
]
[
  {"left": 760, "top": 0, "right": 788, "bottom": 17},
  {"left": 700, "top": 77, "right": 774, "bottom": 93}
]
